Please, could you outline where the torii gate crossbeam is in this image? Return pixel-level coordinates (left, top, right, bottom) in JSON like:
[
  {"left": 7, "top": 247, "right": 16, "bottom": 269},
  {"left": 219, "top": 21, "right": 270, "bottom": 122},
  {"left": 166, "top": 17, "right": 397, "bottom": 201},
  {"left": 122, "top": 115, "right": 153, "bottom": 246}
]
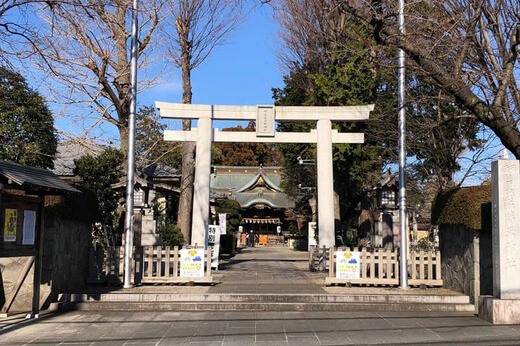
[{"left": 157, "top": 102, "right": 374, "bottom": 248}]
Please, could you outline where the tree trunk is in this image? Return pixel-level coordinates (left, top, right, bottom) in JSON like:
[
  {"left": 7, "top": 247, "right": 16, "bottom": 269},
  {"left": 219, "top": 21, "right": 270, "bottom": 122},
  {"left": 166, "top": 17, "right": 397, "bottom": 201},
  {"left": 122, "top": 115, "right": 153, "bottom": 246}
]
[
  {"left": 119, "top": 124, "right": 130, "bottom": 175},
  {"left": 177, "top": 38, "right": 196, "bottom": 243}
]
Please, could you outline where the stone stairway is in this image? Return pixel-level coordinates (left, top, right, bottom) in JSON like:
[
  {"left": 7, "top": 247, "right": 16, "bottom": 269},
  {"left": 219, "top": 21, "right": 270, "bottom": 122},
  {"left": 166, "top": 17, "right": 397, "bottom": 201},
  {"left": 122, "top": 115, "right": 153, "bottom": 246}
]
[
  {"left": 64, "top": 247, "right": 474, "bottom": 313},
  {"left": 61, "top": 292, "right": 475, "bottom": 312}
]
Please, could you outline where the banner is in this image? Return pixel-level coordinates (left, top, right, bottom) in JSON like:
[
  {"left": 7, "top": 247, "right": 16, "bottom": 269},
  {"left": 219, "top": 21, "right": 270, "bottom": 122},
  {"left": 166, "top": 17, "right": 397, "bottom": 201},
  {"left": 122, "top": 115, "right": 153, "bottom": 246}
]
[
  {"left": 336, "top": 251, "right": 360, "bottom": 279},
  {"left": 218, "top": 213, "right": 227, "bottom": 235},
  {"left": 180, "top": 248, "right": 205, "bottom": 277},
  {"left": 208, "top": 225, "right": 221, "bottom": 269},
  {"left": 3, "top": 208, "right": 17, "bottom": 242},
  {"left": 308, "top": 222, "right": 317, "bottom": 251}
]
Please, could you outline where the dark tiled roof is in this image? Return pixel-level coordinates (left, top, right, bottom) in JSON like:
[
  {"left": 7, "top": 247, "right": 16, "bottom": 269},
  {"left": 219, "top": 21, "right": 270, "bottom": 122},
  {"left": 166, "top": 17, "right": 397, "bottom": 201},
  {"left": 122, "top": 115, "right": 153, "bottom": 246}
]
[
  {"left": 0, "top": 160, "right": 80, "bottom": 193},
  {"left": 210, "top": 166, "right": 293, "bottom": 209},
  {"left": 52, "top": 139, "right": 105, "bottom": 176},
  {"left": 143, "top": 162, "right": 180, "bottom": 178}
]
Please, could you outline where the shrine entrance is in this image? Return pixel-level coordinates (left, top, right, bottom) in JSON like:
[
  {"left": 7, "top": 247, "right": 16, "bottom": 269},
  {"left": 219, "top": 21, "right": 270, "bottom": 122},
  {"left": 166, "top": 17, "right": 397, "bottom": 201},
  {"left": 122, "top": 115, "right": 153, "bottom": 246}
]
[{"left": 156, "top": 102, "right": 374, "bottom": 248}]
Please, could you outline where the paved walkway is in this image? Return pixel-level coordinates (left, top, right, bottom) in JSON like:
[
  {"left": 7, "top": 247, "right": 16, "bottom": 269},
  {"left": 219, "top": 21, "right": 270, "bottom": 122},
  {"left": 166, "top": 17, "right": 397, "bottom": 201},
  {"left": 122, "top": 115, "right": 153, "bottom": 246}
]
[
  {"left": 2, "top": 310, "right": 520, "bottom": 345},
  {"left": 210, "top": 246, "right": 324, "bottom": 294}
]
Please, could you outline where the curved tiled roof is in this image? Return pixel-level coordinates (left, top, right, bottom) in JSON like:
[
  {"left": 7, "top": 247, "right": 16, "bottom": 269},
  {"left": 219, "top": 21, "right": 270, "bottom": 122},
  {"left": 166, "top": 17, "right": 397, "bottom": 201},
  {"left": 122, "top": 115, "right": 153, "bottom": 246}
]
[{"left": 210, "top": 166, "right": 294, "bottom": 209}]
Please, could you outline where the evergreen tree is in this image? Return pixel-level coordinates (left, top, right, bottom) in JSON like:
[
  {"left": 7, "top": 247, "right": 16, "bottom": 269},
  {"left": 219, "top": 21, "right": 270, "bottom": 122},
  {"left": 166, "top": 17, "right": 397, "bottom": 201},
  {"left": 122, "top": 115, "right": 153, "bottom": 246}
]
[
  {"left": 74, "top": 147, "right": 124, "bottom": 247},
  {"left": 0, "top": 66, "right": 57, "bottom": 168}
]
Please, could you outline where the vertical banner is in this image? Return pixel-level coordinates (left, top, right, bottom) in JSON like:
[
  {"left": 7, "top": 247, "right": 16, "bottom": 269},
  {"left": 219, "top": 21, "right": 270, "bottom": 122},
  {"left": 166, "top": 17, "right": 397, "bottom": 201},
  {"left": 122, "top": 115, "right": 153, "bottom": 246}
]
[
  {"left": 208, "top": 225, "right": 221, "bottom": 269},
  {"left": 3, "top": 208, "right": 17, "bottom": 242},
  {"left": 180, "top": 248, "right": 205, "bottom": 277},
  {"left": 308, "top": 222, "right": 317, "bottom": 251},
  {"left": 22, "top": 210, "right": 36, "bottom": 245},
  {"left": 336, "top": 251, "right": 361, "bottom": 279},
  {"left": 218, "top": 213, "right": 227, "bottom": 235}
]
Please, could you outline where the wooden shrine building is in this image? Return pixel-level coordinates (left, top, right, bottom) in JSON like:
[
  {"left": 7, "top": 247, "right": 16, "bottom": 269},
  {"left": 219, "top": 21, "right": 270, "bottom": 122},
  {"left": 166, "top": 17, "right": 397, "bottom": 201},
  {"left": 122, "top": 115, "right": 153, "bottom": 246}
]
[{"left": 210, "top": 166, "right": 294, "bottom": 234}]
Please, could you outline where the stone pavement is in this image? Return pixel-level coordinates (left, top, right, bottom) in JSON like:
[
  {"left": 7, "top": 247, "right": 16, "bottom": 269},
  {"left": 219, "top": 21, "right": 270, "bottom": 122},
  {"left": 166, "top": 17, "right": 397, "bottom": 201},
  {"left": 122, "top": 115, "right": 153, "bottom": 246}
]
[
  {"left": 2, "top": 310, "right": 520, "bottom": 345},
  {"left": 210, "top": 246, "right": 324, "bottom": 294}
]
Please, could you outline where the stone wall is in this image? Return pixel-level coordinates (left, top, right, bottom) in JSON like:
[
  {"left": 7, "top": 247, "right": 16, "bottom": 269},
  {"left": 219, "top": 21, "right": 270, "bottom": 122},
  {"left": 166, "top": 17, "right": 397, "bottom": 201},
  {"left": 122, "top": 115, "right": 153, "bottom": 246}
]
[
  {"left": 0, "top": 216, "right": 91, "bottom": 313},
  {"left": 42, "top": 216, "right": 91, "bottom": 298},
  {"left": 439, "top": 225, "right": 492, "bottom": 304}
]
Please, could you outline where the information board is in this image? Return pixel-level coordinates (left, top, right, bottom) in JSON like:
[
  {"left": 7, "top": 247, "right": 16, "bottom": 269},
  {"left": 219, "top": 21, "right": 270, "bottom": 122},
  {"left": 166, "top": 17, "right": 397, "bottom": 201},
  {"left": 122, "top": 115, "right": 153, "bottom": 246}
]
[
  {"left": 3, "top": 208, "right": 17, "bottom": 242},
  {"left": 22, "top": 210, "right": 36, "bottom": 245},
  {"left": 218, "top": 213, "right": 227, "bottom": 235},
  {"left": 335, "top": 251, "right": 361, "bottom": 279},
  {"left": 180, "top": 248, "right": 205, "bottom": 277}
]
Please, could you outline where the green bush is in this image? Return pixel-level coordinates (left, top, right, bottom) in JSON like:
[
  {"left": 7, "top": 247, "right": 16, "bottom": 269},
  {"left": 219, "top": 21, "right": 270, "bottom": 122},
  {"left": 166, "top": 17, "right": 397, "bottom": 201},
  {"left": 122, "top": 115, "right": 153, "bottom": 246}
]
[
  {"left": 415, "top": 237, "right": 435, "bottom": 252},
  {"left": 431, "top": 184, "right": 491, "bottom": 232},
  {"left": 158, "top": 222, "right": 184, "bottom": 248}
]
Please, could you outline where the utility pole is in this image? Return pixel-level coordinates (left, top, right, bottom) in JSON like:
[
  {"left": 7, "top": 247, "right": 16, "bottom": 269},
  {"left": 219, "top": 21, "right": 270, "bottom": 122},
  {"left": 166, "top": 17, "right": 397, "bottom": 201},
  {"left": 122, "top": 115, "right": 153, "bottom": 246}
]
[
  {"left": 398, "top": 0, "right": 408, "bottom": 289},
  {"left": 123, "top": 0, "right": 139, "bottom": 289}
]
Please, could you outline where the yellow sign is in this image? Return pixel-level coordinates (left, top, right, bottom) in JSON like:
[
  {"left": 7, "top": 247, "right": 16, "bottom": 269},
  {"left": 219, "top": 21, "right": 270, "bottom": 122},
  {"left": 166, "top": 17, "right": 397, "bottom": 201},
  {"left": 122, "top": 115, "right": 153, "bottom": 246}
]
[
  {"left": 4, "top": 208, "right": 17, "bottom": 242},
  {"left": 180, "top": 248, "right": 204, "bottom": 277},
  {"left": 336, "top": 251, "right": 360, "bottom": 279}
]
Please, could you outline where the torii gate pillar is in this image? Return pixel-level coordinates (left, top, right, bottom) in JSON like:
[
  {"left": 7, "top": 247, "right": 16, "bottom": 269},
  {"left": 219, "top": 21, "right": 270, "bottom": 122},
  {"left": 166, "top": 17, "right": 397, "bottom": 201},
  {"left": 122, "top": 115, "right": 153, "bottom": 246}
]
[
  {"left": 192, "top": 115, "right": 213, "bottom": 246},
  {"left": 316, "top": 119, "right": 335, "bottom": 247},
  {"left": 157, "top": 102, "right": 374, "bottom": 249}
]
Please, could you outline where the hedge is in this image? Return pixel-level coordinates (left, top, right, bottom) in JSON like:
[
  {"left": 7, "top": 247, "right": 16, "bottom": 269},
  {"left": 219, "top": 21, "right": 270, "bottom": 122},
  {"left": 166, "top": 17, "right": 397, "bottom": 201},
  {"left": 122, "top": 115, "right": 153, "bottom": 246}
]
[{"left": 431, "top": 184, "right": 491, "bottom": 232}]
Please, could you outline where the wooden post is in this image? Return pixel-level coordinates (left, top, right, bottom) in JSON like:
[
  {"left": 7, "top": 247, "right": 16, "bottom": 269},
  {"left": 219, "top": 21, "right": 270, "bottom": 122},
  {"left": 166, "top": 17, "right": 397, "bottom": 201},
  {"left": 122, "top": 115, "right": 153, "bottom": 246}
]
[
  {"left": 419, "top": 250, "right": 425, "bottom": 281},
  {"left": 156, "top": 246, "right": 162, "bottom": 277},
  {"left": 329, "top": 247, "right": 335, "bottom": 278},
  {"left": 436, "top": 250, "right": 442, "bottom": 281},
  {"left": 361, "top": 248, "right": 367, "bottom": 279},
  {"left": 206, "top": 247, "right": 212, "bottom": 277},
  {"left": 147, "top": 246, "right": 153, "bottom": 278},
  {"left": 31, "top": 194, "right": 45, "bottom": 317},
  {"left": 378, "top": 249, "right": 383, "bottom": 279},
  {"left": 369, "top": 249, "right": 375, "bottom": 279},
  {"left": 173, "top": 246, "right": 179, "bottom": 277},
  {"left": 165, "top": 246, "right": 170, "bottom": 278}
]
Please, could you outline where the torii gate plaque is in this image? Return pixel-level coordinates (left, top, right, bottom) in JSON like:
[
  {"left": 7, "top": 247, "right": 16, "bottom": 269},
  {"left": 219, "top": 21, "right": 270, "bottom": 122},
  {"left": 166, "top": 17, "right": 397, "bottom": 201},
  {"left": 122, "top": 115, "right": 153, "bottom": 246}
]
[{"left": 157, "top": 102, "right": 374, "bottom": 248}]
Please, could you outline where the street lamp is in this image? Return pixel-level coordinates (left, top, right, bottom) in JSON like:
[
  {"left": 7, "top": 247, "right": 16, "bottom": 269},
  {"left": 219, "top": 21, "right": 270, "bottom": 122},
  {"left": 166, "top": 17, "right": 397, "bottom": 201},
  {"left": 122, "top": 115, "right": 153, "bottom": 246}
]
[
  {"left": 398, "top": 0, "right": 408, "bottom": 289},
  {"left": 123, "top": 0, "right": 139, "bottom": 289}
]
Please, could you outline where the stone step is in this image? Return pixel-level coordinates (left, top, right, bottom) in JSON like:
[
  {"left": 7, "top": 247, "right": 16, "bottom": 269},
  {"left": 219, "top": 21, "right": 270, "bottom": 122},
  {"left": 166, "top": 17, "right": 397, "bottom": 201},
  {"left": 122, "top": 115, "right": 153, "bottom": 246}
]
[
  {"left": 64, "top": 293, "right": 471, "bottom": 305},
  {"left": 64, "top": 301, "right": 476, "bottom": 312}
]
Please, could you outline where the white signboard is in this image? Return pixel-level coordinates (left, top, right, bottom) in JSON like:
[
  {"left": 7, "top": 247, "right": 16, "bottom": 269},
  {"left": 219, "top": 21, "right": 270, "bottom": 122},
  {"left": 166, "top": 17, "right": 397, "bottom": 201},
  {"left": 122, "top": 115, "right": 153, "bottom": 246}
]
[
  {"left": 180, "top": 248, "right": 205, "bottom": 277},
  {"left": 22, "top": 210, "right": 36, "bottom": 245},
  {"left": 208, "top": 225, "right": 221, "bottom": 269},
  {"left": 256, "top": 106, "right": 275, "bottom": 137},
  {"left": 218, "top": 213, "right": 227, "bottom": 235},
  {"left": 336, "top": 251, "right": 360, "bottom": 279},
  {"left": 308, "top": 222, "right": 317, "bottom": 251}
]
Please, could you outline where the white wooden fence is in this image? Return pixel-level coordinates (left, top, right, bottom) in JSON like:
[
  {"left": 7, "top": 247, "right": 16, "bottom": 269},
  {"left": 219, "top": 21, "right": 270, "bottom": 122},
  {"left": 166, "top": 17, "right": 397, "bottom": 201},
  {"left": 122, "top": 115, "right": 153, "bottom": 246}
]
[
  {"left": 323, "top": 247, "right": 442, "bottom": 286},
  {"left": 88, "top": 246, "right": 213, "bottom": 284}
]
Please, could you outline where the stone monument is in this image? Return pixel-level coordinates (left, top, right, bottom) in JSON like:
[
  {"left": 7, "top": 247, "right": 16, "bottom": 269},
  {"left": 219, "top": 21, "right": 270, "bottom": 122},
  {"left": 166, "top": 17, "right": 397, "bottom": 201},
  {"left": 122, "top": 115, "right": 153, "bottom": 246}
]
[{"left": 479, "top": 159, "right": 520, "bottom": 324}]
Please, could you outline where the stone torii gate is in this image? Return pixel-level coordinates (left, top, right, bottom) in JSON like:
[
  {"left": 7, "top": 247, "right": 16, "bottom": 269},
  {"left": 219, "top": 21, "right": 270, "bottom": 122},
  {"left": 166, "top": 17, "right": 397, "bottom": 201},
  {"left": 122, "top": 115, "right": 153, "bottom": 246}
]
[{"left": 157, "top": 102, "right": 374, "bottom": 248}]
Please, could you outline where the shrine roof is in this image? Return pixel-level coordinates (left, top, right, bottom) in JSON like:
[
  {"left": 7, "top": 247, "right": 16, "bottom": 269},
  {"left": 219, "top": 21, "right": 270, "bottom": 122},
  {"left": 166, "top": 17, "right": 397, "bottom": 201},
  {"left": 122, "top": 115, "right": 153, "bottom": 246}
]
[
  {"left": 210, "top": 166, "right": 293, "bottom": 209},
  {"left": 0, "top": 160, "right": 80, "bottom": 194},
  {"left": 210, "top": 166, "right": 282, "bottom": 191}
]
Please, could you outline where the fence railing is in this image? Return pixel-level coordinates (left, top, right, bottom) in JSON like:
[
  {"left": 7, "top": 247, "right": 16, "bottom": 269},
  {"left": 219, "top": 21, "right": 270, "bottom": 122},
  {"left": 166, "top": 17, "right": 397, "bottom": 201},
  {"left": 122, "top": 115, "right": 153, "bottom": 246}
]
[
  {"left": 88, "top": 246, "right": 213, "bottom": 285},
  {"left": 316, "top": 246, "right": 442, "bottom": 287}
]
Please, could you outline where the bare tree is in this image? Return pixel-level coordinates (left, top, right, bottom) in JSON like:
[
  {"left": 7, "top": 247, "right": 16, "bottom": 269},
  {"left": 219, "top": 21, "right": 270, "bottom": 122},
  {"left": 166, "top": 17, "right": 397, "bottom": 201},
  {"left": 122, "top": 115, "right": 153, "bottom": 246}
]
[
  {"left": 16, "top": 0, "right": 164, "bottom": 159},
  {"left": 339, "top": 0, "right": 520, "bottom": 158},
  {"left": 162, "top": 0, "right": 245, "bottom": 241}
]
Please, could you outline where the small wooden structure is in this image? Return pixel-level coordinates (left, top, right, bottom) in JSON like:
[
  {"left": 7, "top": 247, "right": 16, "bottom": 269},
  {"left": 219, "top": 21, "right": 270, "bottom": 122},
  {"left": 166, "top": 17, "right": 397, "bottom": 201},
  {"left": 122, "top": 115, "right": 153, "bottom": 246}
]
[
  {"left": 316, "top": 246, "right": 443, "bottom": 287},
  {"left": 88, "top": 246, "right": 213, "bottom": 284},
  {"left": 0, "top": 161, "right": 79, "bottom": 317}
]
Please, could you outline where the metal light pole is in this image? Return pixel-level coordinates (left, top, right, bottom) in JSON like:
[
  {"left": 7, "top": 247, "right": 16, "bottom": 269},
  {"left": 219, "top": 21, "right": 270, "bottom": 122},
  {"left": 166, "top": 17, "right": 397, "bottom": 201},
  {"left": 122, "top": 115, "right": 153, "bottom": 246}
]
[
  {"left": 398, "top": 0, "right": 408, "bottom": 289},
  {"left": 123, "top": 0, "right": 139, "bottom": 289}
]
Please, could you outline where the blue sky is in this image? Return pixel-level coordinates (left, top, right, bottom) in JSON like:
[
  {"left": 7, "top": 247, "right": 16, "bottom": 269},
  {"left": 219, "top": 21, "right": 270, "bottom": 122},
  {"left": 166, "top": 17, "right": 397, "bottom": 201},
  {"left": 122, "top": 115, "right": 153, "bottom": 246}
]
[{"left": 140, "top": 4, "right": 283, "bottom": 131}]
